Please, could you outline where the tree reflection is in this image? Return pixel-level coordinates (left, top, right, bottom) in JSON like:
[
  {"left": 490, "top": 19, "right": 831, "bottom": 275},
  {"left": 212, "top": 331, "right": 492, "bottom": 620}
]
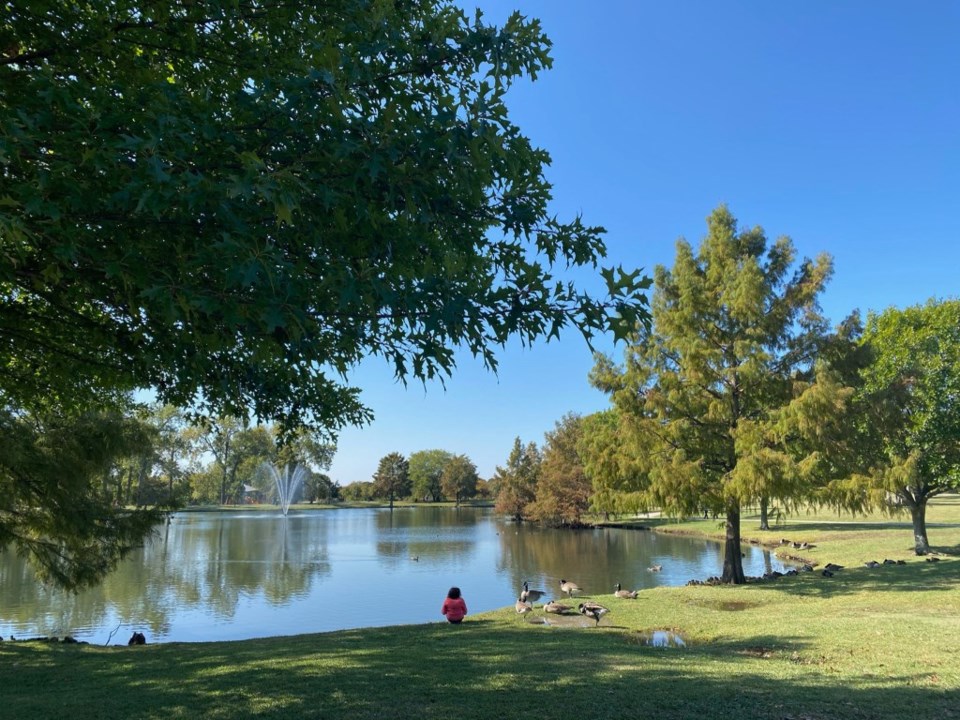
[
  {"left": 494, "top": 524, "right": 783, "bottom": 596},
  {"left": 375, "top": 507, "right": 478, "bottom": 565},
  {"left": 0, "top": 513, "right": 332, "bottom": 640}
]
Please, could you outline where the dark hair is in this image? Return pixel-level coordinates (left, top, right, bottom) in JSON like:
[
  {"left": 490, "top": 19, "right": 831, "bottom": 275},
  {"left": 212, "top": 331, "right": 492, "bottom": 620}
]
[{"left": 447, "top": 586, "right": 461, "bottom": 599}]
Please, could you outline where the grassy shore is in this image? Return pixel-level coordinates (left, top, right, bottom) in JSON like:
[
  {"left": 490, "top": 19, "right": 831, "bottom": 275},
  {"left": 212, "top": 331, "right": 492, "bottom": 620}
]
[{"left": 3, "top": 499, "right": 958, "bottom": 719}]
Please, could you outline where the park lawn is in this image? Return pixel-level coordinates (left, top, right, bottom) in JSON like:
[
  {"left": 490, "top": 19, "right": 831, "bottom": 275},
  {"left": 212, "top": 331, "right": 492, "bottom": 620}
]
[{"left": 2, "top": 500, "right": 958, "bottom": 720}]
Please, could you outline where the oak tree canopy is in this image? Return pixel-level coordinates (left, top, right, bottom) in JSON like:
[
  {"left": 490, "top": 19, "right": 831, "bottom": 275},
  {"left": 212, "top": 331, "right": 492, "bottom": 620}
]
[
  {"left": 1, "top": 0, "right": 648, "bottom": 588},
  {"left": 0, "top": 0, "right": 649, "bottom": 432}
]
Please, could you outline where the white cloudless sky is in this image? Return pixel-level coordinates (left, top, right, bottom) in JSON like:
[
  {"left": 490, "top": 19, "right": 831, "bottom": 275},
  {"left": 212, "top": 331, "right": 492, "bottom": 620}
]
[{"left": 326, "top": 0, "right": 960, "bottom": 484}]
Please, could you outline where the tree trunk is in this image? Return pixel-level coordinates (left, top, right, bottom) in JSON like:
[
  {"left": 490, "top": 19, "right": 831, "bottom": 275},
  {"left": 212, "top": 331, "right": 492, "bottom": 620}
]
[
  {"left": 721, "top": 505, "right": 746, "bottom": 584},
  {"left": 125, "top": 467, "right": 136, "bottom": 505},
  {"left": 759, "top": 496, "right": 770, "bottom": 531},
  {"left": 909, "top": 499, "right": 930, "bottom": 555},
  {"left": 136, "top": 457, "right": 148, "bottom": 506}
]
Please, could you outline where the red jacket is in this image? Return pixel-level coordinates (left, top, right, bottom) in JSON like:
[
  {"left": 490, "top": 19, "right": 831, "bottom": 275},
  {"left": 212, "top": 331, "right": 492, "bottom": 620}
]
[{"left": 441, "top": 597, "right": 467, "bottom": 622}]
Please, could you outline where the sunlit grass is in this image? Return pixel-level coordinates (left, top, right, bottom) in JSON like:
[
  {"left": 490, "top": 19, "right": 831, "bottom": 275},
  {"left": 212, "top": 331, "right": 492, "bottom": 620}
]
[{"left": 3, "top": 497, "right": 958, "bottom": 719}]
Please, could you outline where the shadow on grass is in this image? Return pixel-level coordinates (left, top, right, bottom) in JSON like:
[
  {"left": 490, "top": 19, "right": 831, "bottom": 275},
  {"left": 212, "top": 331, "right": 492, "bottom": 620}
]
[
  {"left": 1, "top": 622, "right": 954, "bottom": 720},
  {"left": 772, "top": 520, "right": 960, "bottom": 531},
  {"left": 932, "top": 541, "right": 960, "bottom": 555},
  {"left": 746, "top": 559, "right": 958, "bottom": 598}
]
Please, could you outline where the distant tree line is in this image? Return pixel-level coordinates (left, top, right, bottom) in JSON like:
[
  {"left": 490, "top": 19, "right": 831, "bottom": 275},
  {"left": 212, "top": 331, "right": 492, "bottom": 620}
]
[{"left": 341, "top": 450, "right": 489, "bottom": 507}]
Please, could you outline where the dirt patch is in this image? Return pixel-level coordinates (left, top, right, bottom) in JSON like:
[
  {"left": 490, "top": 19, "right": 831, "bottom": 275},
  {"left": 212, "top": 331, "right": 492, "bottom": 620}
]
[
  {"left": 689, "top": 598, "right": 762, "bottom": 612},
  {"left": 720, "top": 600, "right": 760, "bottom": 611}
]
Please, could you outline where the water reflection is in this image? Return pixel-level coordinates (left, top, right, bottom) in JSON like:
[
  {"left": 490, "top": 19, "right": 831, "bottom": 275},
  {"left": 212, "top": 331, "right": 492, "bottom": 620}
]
[
  {"left": 633, "top": 630, "right": 687, "bottom": 647},
  {"left": 374, "top": 507, "right": 479, "bottom": 567},
  {"left": 0, "top": 508, "right": 786, "bottom": 644},
  {"left": 494, "top": 523, "right": 758, "bottom": 600}
]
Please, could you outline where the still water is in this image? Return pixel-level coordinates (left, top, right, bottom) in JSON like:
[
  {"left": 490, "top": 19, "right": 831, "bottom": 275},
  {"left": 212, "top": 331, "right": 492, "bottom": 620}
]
[{"left": 0, "top": 507, "right": 787, "bottom": 644}]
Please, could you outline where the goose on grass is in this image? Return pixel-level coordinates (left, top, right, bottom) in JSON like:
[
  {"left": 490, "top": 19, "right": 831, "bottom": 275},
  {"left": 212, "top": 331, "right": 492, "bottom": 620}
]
[
  {"left": 544, "top": 599, "right": 574, "bottom": 614},
  {"left": 578, "top": 602, "right": 610, "bottom": 626},
  {"left": 515, "top": 597, "right": 533, "bottom": 616}
]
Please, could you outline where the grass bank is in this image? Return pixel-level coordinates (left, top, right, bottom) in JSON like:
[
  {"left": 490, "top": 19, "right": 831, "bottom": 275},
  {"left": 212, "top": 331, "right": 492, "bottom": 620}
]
[{"left": 3, "top": 499, "right": 958, "bottom": 719}]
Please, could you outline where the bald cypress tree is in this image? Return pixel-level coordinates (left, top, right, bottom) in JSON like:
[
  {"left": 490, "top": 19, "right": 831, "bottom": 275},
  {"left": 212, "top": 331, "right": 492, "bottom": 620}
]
[{"left": 589, "top": 206, "right": 838, "bottom": 583}]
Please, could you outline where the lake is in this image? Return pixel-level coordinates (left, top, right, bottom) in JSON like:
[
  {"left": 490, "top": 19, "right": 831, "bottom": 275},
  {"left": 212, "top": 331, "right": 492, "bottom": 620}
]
[{"left": 0, "top": 507, "right": 788, "bottom": 644}]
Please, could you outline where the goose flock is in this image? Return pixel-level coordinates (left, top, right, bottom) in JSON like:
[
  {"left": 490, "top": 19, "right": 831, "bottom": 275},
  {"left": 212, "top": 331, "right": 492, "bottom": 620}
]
[{"left": 511, "top": 577, "right": 644, "bottom": 626}]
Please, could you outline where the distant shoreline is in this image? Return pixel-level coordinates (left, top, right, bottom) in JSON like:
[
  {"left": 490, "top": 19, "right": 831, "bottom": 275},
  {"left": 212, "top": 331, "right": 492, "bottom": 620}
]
[{"left": 174, "top": 500, "right": 496, "bottom": 513}]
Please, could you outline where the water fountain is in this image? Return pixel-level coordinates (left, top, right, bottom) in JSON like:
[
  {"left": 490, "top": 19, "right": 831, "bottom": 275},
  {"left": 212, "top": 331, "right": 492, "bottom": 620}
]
[{"left": 260, "top": 463, "right": 307, "bottom": 516}]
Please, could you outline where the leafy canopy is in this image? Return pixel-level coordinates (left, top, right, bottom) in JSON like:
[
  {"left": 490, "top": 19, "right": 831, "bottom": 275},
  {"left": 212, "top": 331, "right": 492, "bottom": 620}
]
[
  {"left": 409, "top": 449, "right": 454, "bottom": 502},
  {"left": 440, "top": 453, "right": 478, "bottom": 505},
  {"left": 493, "top": 436, "right": 541, "bottom": 521},
  {"left": 373, "top": 451, "right": 411, "bottom": 503},
  {"left": 0, "top": 0, "right": 650, "bottom": 436},
  {"left": 853, "top": 299, "right": 960, "bottom": 553},
  {"left": 526, "top": 413, "right": 591, "bottom": 527}
]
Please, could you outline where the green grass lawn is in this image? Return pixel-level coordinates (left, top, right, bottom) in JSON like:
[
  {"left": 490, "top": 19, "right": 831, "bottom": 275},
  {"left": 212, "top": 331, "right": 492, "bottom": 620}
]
[{"left": 3, "top": 498, "right": 958, "bottom": 719}]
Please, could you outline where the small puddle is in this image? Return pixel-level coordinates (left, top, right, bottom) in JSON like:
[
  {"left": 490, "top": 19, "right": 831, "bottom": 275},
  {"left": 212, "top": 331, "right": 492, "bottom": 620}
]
[{"left": 633, "top": 630, "right": 686, "bottom": 647}]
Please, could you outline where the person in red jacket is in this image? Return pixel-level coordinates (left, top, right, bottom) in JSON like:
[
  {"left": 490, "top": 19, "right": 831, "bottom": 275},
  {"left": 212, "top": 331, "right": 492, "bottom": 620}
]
[{"left": 441, "top": 586, "right": 467, "bottom": 624}]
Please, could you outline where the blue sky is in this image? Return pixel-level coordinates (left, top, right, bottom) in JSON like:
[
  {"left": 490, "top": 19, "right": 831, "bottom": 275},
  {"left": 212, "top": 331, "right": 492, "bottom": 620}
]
[{"left": 326, "top": 1, "right": 960, "bottom": 485}]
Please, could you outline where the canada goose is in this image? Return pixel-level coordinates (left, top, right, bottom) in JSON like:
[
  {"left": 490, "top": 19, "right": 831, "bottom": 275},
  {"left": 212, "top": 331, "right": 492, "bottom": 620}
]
[
  {"left": 614, "top": 583, "right": 638, "bottom": 599},
  {"left": 410, "top": 555, "right": 419, "bottom": 561},
  {"left": 864, "top": 560, "right": 881, "bottom": 568},
  {"left": 559, "top": 579, "right": 581, "bottom": 597},
  {"left": 515, "top": 597, "right": 533, "bottom": 615},
  {"left": 648, "top": 564, "right": 662, "bottom": 572},
  {"left": 824, "top": 563, "right": 844, "bottom": 571},
  {"left": 821, "top": 569, "right": 834, "bottom": 577},
  {"left": 578, "top": 602, "right": 610, "bottom": 626},
  {"left": 520, "top": 580, "right": 545, "bottom": 605},
  {"left": 544, "top": 599, "right": 574, "bottom": 614}
]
